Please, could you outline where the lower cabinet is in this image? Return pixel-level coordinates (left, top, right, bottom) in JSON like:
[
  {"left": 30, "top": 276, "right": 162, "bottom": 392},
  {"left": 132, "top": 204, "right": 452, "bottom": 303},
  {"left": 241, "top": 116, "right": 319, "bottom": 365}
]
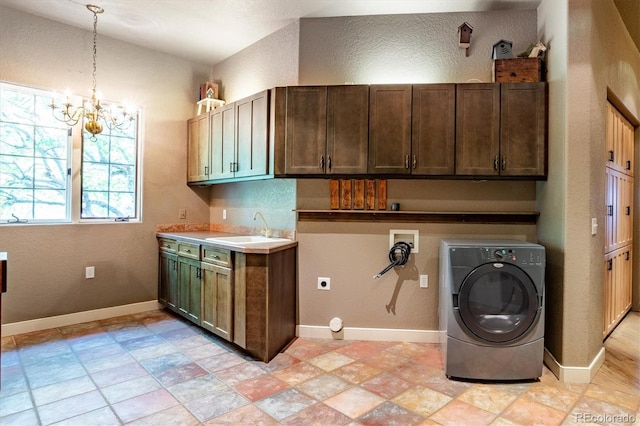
[
  {"left": 178, "top": 256, "right": 201, "bottom": 324},
  {"left": 158, "top": 251, "right": 178, "bottom": 311},
  {"left": 201, "top": 262, "right": 233, "bottom": 341},
  {"left": 157, "top": 237, "right": 297, "bottom": 362}
]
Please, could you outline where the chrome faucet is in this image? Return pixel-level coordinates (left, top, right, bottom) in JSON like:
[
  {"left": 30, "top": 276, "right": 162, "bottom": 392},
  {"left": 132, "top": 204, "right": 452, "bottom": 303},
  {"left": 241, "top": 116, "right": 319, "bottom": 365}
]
[{"left": 253, "top": 211, "right": 272, "bottom": 237}]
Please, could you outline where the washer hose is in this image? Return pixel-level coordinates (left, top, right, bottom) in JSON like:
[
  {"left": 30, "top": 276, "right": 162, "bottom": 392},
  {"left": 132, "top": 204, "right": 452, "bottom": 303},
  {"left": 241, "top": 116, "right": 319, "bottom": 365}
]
[{"left": 373, "top": 241, "right": 412, "bottom": 279}]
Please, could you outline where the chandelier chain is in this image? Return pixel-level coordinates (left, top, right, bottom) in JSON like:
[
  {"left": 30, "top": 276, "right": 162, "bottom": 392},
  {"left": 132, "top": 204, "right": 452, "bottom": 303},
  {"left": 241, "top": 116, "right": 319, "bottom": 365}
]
[{"left": 91, "top": 7, "right": 98, "bottom": 99}]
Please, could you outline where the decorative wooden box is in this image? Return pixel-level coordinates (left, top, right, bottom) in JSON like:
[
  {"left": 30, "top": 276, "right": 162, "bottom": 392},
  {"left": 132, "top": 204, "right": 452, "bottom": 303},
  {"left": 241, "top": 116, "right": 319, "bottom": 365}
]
[{"left": 492, "top": 58, "right": 545, "bottom": 83}]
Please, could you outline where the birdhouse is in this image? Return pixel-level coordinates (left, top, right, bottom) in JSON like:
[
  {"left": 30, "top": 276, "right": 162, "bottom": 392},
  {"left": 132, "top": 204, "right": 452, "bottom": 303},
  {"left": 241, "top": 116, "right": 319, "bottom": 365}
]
[
  {"left": 492, "top": 39, "right": 513, "bottom": 60},
  {"left": 458, "top": 22, "right": 473, "bottom": 56}
]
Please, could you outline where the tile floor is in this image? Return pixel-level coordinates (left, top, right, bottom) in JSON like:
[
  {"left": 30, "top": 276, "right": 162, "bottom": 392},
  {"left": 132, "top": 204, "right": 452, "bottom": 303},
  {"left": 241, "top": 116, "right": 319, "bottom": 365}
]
[{"left": 0, "top": 309, "right": 638, "bottom": 425}]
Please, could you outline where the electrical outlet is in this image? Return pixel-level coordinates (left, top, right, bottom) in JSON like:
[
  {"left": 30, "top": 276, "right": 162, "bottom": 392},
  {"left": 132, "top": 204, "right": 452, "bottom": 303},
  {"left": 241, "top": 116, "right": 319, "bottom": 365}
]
[
  {"left": 85, "top": 266, "right": 95, "bottom": 279},
  {"left": 223, "top": 209, "right": 227, "bottom": 220},
  {"left": 178, "top": 209, "right": 186, "bottom": 219},
  {"left": 317, "top": 277, "right": 331, "bottom": 290},
  {"left": 420, "top": 274, "right": 428, "bottom": 288}
]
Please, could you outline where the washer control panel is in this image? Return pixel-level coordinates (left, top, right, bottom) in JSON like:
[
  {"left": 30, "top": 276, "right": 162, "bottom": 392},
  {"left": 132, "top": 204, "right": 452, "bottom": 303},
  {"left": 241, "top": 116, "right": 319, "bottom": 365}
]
[{"left": 482, "top": 247, "right": 544, "bottom": 266}]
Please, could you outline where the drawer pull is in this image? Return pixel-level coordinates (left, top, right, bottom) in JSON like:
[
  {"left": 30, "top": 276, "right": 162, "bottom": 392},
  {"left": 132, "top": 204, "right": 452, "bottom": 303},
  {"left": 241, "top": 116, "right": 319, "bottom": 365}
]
[{"left": 213, "top": 255, "right": 220, "bottom": 259}]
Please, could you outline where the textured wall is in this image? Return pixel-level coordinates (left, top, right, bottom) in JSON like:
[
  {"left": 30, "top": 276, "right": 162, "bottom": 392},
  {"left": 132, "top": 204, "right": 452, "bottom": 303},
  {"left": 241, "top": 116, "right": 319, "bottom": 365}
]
[
  {"left": 0, "top": 7, "right": 211, "bottom": 323},
  {"left": 211, "top": 21, "right": 300, "bottom": 103},
  {"left": 561, "top": 0, "right": 640, "bottom": 366},
  {"left": 536, "top": 0, "right": 569, "bottom": 365},
  {"left": 298, "top": 11, "right": 538, "bottom": 85},
  {"left": 293, "top": 11, "right": 540, "bottom": 331},
  {"left": 297, "top": 180, "right": 537, "bottom": 330}
]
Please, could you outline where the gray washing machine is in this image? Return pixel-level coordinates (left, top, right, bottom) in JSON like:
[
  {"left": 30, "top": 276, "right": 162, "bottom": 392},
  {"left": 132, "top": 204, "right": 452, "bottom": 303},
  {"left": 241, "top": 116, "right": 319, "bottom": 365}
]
[{"left": 439, "top": 239, "right": 545, "bottom": 381}]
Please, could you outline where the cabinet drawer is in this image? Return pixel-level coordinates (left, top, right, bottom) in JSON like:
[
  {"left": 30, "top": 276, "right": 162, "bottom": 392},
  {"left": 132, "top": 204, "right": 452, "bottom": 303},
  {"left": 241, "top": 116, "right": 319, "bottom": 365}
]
[
  {"left": 202, "top": 246, "right": 232, "bottom": 267},
  {"left": 158, "top": 238, "right": 177, "bottom": 253},
  {"left": 178, "top": 242, "right": 200, "bottom": 259}
]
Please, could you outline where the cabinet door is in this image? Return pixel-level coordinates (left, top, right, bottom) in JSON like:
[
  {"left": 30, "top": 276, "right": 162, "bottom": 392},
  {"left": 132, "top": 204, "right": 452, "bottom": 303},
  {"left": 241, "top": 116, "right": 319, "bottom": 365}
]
[
  {"left": 368, "top": 85, "right": 412, "bottom": 174},
  {"left": 159, "top": 252, "right": 178, "bottom": 312},
  {"left": 285, "top": 86, "right": 328, "bottom": 174},
  {"left": 412, "top": 84, "right": 455, "bottom": 175},
  {"left": 210, "top": 103, "right": 236, "bottom": 179},
  {"left": 605, "top": 167, "right": 616, "bottom": 253},
  {"left": 178, "top": 257, "right": 201, "bottom": 324},
  {"left": 235, "top": 90, "right": 269, "bottom": 178},
  {"left": 500, "top": 83, "right": 547, "bottom": 177},
  {"left": 606, "top": 102, "right": 634, "bottom": 176},
  {"left": 327, "top": 85, "right": 369, "bottom": 174},
  {"left": 201, "top": 262, "right": 233, "bottom": 341},
  {"left": 455, "top": 84, "right": 500, "bottom": 176},
  {"left": 187, "top": 113, "right": 210, "bottom": 182}
]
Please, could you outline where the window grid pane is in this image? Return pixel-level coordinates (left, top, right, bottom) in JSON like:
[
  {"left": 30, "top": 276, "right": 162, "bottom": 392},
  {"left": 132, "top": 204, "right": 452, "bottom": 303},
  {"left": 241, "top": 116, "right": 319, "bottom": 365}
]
[
  {"left": 0, "top": 83, "right": 70, "bottom": 223},
  {"left": 81, "top": 113, "right": 138, "bottom": 220}
]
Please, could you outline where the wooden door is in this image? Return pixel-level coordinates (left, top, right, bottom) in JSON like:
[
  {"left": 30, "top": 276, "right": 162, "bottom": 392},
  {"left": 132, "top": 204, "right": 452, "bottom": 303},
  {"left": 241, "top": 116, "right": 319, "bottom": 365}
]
[
  {"left": 285, "top": 86, "right": 327, "bottom": 174},
  {"left": 606, "top": 102, "right": 634, "bottom": 176},
  {"left": 186, "top": 113, "right": 210, "bottom": 182},
  {"left": 221, "top": 103, "right": 236, "bottom": 178},
  {"left": 455, "top": 84, "right": 500, "bottom": 176},
  {"left": 209, "top": 108, "right": 223, "bottom": 177},
  {"left": 235, "top": 90, "right": 269, "bottom": 178},
  {"left": 327, "top": 85, "right": 369, "bottom": 174},
  {"left": 605, "top": 167, "right": 617, "bottom": 253},
  {"left": 411, "top": 84, "right": 455, "bottom": 175},
  {"left": 178, "top": 257, "right": 201, "bottom": 324},
  {"left": 158, "top": 251, "right": 178, "bottom": 312},
  {"left": 604, "top": 247, "right": 633, "bottom": 337},
  {"left": 368, "top": 85, "right": 412, "bottom": 174},
  {"left": 201, "top": 262, "right": 233, "bottom": 341},
  {"left": 500, "top": 83, "right": 547, "bottom": 177},
  {"left": 211, "top": 103, "right": 236, "bottom": 179}
]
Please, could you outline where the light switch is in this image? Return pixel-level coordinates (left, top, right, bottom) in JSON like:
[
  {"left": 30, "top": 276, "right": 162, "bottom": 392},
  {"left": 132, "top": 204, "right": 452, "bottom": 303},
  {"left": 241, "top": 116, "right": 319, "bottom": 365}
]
[{"left": 591, "top": 218, "right": 598, "bottom": 235}]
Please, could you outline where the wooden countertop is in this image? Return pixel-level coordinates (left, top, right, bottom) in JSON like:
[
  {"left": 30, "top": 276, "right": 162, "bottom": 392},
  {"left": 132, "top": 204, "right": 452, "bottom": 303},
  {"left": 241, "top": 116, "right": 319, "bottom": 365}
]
[{"left": 156, "top": 231, "right": 297, "bottom": 254}]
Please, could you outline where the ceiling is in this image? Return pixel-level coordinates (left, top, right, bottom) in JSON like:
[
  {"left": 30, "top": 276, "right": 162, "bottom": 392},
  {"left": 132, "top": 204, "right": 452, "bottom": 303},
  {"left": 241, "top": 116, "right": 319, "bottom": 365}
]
[{"left": 0, "top": 0, "right": 543, "bottom": 66}]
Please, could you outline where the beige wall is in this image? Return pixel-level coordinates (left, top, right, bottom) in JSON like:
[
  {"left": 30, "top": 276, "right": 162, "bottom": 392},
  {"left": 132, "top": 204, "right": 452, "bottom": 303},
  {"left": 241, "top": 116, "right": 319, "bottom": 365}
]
[
  {"left": 207, "top": 10, "right": 540, "bottom": 331},
  {"left": 297, "top": 180, "right": 537, "bottom": 330},
  {"left": 536, "top": 0, "right": 569, "bottom": 366},
  {"left": 0, "top": 7, "right": 211, "bottom": 323},
  {"left": 538, "top": 0, "right": 640, "bottom": 367},
  {"left": 211, "top": 21, "right": 300, "bottom": 103}
]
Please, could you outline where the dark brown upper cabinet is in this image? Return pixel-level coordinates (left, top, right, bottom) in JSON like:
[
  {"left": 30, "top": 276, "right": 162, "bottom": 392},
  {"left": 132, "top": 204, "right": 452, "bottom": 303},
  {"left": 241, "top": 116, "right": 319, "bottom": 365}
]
[
  {"left": 284, "top": 86, "right": 328, "bottom": 174},
  {"left": 456, "top": 82, "right": 547, "bottom": 177},
  {"left": 283, "top": 85, "right": 369, "bottom": 175},
  {"left": 412, "top": 84, "right": 456, "bottom": 175},
  {"left": 368, "top": 85, "right": 412, "bottom": 174},
  {"left": 455, "top": 83, "right": 501, "bottom": 176},
  {"left": 500, "top": 83, "right": 547, "bottom": 177},
  {"left": 327, "top": 85, "right": 369, "bottom": 174}
]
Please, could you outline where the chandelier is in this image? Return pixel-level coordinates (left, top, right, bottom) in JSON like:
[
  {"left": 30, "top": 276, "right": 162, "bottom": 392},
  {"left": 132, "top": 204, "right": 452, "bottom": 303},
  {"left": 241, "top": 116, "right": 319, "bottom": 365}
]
[{"left": 50, "top": 4, "right": 134, "bottom": 136}]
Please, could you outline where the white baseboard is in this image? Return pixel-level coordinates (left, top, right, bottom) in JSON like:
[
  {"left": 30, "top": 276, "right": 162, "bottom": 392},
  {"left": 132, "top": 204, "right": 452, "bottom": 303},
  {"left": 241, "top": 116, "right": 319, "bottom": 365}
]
[
  {"left": 2, "top": 300, "right": 162, "bottom": 336},
  {"left": 543, "top": 346, "right": 606, "bottom": 383},
  {"left": 297, "top": 325, "right": 441, "bottom": 343}
]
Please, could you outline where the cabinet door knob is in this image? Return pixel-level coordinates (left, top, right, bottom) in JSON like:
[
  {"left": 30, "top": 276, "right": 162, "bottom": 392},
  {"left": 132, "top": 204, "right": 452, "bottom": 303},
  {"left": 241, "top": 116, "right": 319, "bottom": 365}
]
[
  {"left": 404, "top": 155, "right": 409, "bottom": 169},
  {"left": 501, "top": 155, "right": 506, "bottom": 170},
  {"left": 412, "top": 155, "right": 417, "bottom": 169},
  {"left": 320, "top": 156, "right": 325, "bottom": 170},
  {"left": 493, "top": 156, "right": 499, "bottom": 170},
  {"left": 328, "top": 156, "right": 332, "bottom": 171}
]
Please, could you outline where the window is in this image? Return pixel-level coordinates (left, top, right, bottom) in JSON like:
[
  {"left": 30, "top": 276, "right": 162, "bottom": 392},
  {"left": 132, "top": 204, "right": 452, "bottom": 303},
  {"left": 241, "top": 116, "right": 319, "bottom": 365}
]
[
  {"left": 81, "top": 116, "right": 139, "bottom": 220},
  {"left": 0, "top": 81, "right": 141, "bottom": 224}
]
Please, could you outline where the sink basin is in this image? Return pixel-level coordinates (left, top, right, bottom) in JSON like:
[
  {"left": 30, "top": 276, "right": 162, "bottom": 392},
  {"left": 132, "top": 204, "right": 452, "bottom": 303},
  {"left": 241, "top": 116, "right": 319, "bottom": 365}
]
[{"left": 205, "top": 235, "right": 292, "bottom": 245}]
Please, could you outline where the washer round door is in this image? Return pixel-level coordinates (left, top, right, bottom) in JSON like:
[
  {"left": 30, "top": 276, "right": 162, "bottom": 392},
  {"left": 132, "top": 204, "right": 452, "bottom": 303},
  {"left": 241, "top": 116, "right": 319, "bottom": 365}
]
[{"left": 457, "top": 262, "right": 540, "bottom": 343}]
